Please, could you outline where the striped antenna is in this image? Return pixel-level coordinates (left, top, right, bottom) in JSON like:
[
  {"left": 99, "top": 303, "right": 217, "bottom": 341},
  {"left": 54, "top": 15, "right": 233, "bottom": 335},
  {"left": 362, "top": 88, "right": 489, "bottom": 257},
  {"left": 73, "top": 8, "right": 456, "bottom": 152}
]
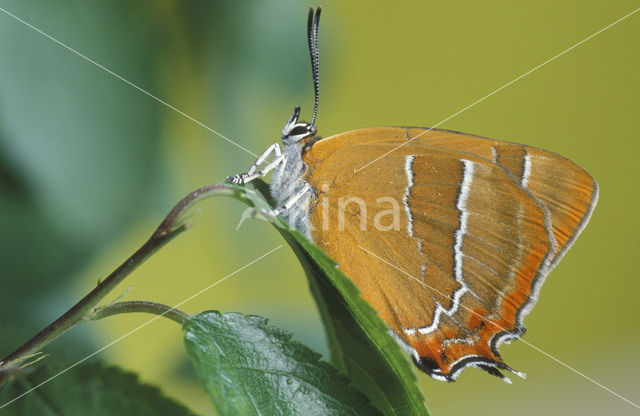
[{"left": 307, "top": 6, "right": 321, "bottom": 127}]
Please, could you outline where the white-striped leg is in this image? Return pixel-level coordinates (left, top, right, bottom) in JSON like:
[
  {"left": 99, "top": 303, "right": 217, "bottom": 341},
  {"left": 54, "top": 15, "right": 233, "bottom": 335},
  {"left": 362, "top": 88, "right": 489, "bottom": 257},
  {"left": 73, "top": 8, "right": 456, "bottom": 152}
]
[
  {"left": 263, "top": 183, "right": 312, "bottom": 217},
  {"left": 227, "top": 143, "right": 283, "bottom": 184},
  {"left": 235, "top": 153, "right": 287, "bottom": 183}
]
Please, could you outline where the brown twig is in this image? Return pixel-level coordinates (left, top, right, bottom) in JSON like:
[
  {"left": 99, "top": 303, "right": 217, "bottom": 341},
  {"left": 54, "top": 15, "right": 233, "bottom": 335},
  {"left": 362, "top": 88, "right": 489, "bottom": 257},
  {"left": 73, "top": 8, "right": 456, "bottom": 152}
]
[{"left": 0, "top": 182, "right": 252, "bottom": 382}]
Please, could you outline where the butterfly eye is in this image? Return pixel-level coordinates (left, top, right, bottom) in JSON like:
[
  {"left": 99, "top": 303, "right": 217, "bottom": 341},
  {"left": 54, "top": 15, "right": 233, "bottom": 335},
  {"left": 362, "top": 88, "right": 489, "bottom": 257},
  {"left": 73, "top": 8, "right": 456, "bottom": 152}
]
[
  {"left": 289, "top": 125, "right": 312, "bottom": 138},
  {"left": 281, "top": 123, "right": 316, "bottom": 143}
]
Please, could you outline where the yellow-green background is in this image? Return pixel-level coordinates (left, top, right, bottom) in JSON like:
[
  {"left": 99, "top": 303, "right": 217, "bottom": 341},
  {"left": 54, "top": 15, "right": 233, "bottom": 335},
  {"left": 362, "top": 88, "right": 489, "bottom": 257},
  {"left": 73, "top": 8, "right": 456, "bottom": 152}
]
[{"left": 0, "top": 1, "right": 638, "bottom": 415}]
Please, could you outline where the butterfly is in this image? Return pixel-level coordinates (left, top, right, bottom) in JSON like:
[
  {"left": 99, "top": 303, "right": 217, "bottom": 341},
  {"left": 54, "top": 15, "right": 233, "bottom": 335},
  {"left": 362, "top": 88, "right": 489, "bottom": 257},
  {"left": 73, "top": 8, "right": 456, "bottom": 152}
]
[{"left": 227, "top": 6, "right": 598, "bottom": 382}]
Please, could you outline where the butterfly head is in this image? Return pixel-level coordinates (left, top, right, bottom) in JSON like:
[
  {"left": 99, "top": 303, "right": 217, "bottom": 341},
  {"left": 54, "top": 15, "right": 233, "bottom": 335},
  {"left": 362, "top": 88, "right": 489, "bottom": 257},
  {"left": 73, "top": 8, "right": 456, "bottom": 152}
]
[
  {"left": 281, "top": 106, "right": 317, "bottom": 145},
  {"left": 281, "top": 7, "right": 321, "bottom": 147}
]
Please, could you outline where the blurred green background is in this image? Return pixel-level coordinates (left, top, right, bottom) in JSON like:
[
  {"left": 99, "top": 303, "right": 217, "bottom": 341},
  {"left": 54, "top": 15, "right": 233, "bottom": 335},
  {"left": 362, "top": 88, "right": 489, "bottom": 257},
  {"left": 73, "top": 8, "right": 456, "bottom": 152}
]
[{"left": 0, "top": 1, "right": 638, "bottom": 415}]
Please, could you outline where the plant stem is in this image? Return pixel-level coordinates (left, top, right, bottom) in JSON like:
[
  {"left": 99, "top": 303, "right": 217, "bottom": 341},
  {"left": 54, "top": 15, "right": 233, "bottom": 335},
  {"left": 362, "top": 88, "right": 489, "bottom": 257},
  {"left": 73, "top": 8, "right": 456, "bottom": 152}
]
[
  {"left": 90, "top": 301, "right": 191, "bottom": 326},
  {"left": 0, "top": 182, "right": 252, "bottom": 380}
]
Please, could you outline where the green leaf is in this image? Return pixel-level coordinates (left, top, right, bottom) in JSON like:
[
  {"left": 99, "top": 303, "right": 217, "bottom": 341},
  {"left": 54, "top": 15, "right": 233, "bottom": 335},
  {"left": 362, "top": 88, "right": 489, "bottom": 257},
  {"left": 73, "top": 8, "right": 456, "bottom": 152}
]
[
  {"left": 278, "top": 230, "right": 429, "bottom": 416},
  {"left": 0, "top": 361, "right": 195, "bottom": 416},
  {"left": 183, "top": 311, "right": 382, "bottom": 416},
  {"left": 235, "top": 181, "right": 430, "bottom": 416}
]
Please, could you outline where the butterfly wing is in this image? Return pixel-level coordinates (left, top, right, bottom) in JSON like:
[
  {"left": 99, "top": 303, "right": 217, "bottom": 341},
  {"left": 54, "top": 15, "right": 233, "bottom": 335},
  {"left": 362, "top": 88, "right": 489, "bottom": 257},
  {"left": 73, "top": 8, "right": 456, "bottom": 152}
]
[
  {"left": 404, "top": 127, "right": 599, "bottom": 271},
  {"left": 302, "top": 127, "right": 597, "bottom": 381}
]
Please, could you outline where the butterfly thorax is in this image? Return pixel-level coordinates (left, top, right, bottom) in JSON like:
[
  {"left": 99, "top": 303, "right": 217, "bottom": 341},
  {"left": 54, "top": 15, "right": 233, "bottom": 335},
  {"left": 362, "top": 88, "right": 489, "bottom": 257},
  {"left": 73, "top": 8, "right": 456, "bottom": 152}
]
[{"left": 269, "top": 123, "right": 317, "bottom": 239}]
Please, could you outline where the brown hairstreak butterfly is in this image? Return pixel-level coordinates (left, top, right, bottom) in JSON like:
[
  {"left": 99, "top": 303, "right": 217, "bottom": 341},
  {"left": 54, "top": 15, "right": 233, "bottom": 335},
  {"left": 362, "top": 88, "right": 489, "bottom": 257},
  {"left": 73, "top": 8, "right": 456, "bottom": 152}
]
[{"left": 227, "top": 6, "right": 598, "bottom": 382}]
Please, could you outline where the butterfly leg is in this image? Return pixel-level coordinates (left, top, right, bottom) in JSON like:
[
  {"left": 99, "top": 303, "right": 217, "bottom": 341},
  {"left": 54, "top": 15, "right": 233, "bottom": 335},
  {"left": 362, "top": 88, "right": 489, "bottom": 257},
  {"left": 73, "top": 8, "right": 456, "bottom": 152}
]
[
  {"left": 263, "top": 183, "right": 312, "bottom": 217},
  {"left": 226, "top": 143, "right": 284, "bottom": 184}
]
